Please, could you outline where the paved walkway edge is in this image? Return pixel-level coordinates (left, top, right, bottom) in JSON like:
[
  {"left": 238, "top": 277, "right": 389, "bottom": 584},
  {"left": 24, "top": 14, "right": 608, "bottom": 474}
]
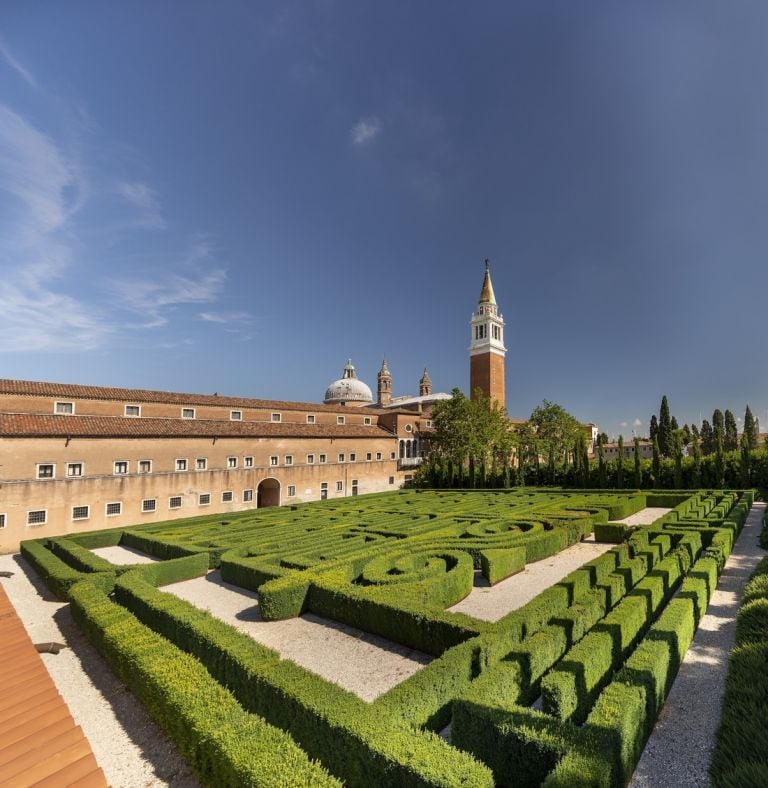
[{"left": 629, "top": 501, "right": 766, "bottom": 787}]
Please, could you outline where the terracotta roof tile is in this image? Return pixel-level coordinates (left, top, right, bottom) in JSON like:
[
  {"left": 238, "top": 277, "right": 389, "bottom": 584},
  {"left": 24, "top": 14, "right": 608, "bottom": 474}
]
[
  {"left": 0, "top": 413, "right": 394, "bottom": 440},
  {"left": 0, "top": 378, "right": 389, "bottom": 415}
]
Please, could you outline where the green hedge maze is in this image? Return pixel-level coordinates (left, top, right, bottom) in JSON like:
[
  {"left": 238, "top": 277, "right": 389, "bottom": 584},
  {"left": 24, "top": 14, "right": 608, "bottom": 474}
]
[{"left": 22, "top": 488, "right": 754, "bottom": 787}]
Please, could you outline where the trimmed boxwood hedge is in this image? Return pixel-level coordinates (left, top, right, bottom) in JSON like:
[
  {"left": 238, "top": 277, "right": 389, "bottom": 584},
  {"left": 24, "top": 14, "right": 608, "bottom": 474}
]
[{"left": 68, "top": 576, "right": 340, "bottom": 787}]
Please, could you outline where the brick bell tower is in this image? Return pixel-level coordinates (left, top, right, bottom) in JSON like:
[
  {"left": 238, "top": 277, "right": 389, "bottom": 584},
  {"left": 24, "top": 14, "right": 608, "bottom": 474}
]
[{"left": 469, "top": 259, "right": 506, "bottom": 408}]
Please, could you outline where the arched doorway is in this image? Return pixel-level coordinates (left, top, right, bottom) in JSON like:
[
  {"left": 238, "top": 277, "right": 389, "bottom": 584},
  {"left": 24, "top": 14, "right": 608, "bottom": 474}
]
[{"left": 257, "top": 477, "right": 280, "bottom": 508}]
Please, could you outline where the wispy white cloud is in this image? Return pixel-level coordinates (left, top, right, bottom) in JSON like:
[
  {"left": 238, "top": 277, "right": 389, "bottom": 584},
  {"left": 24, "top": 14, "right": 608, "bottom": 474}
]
[
  {"left": 0, "top": 104, "right": 111, "bottom": 351},
  {"left": 350, "top": 116, "right": 381, "bottom": 146},
  {"left": 199, "top": 311, "right": 253, "bottom": 324},
  {"left": 0, "top": 39, "right": 37, "bottom": 89},
  {"left": 116, "top": 180, "right": 166, "bottom": 229},
  {"left": 619, "top": 421, "right": 629, "bottom": 428},
  {"left": 633, "top": 418, "right": 643, "bottom": 428}
]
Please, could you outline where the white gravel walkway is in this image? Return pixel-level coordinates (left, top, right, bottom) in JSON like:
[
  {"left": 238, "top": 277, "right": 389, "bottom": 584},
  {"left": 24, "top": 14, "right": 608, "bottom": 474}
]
[
  {"left": 163, "top": 570, "right": 433, "bottom": 702},
  {"left": 0, "top": 552, "right": 198, "bottom": 788},
  {"left": 447, "top": 536, "right": 615, "bottom": 622},
  {"left": 613, "top": 507, "right": 672, "bottom": 526},
  {"left": 92, "top": 544, "right": 160, "bottom": 564},
  {"left": 629, "top": 501, "right": 766, "bottom": 787}
]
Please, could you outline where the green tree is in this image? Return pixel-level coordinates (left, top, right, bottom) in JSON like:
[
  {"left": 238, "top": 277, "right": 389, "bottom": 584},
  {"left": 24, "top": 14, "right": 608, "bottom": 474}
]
[
  {"left": 713, "top": 409, "right": 725, "bottom": 441},
  {"left": 670, "top": 415, "right": 679, "bottom": 433},
  {"left": 673, "top": 430, "right": 683, "bottom": 488},
  {"left": 700, "top": 419, "right": 714, "bottom": 455},
  {"left": 691, "top": 434, "right": 702, "bottom": 487},
  {"left": 724, "top": 410, "right": 738, "bottom": 451},
  {"left": 659, "top": 396, "right": 672, "bottom": 457},
  {"left": 740, "top": 431, "right": 751, "bottom": 487},
  {"left": 691, "top": 423, "right": 700, "bottom": 440},
  {"left": 633, "top": 436, "right": 642, "bottom": 488},
  {"left": 598, "top": 431, "right": 609, "bottom": 446},
  {"left": 652, "top": 436, "right": 661, "bottom": 486},
  {"left": 597, "top": 433, "right": 607, "bottom": 487},
  {"left": 744, "top": 405, "right": 758, "bottom": 450},
  {"left": 616, "top": 434, "right": 624, "bottom": 488},
  {"left": 714, "top": 422, "right": 725, "bottom": 487},
  {"left": 513, "top": 421, "right": 539, "bottom": 486},
  {"left": 649, "top": 414, "right": 659, "bottom": 445},
  {"left": 681, "top": 423, "right": 692, "bottom": 446},
  {"left": 529, "top": 400, "right": 582, "bottom": 476}
]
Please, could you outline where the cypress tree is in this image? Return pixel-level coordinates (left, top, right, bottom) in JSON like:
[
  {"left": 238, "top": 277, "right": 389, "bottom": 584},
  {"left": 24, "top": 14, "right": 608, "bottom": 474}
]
[
  {"left": 744, "top": 405, "right": 758, "bottom": 449},
  {"left": 714, "top": 424, "right": 725, "bottom": 487},
  {"left": 633, "top": 436, "right": 642, "bottom": 488},
  {"left": 659, "top": 396, "right": 672, "bottom": 457},
  {"left": 691, "top": 423, "right": 700, "bottom": 439},
  {"left": 740, "top": 431, "right": 751, "bottom": 487},
  {"left": 652, "top": 436, "right": 661, "bottom": 486},
  {"left": 713, "top": 409, "right": 725, "bottom": 441},
  {"left": 673, "top": 431, "right": 683, "bottom": 488},
  {"left": 724, "top": 410, "right": 738, "bottom": 451},
  {"left": 670, "top": 415, "right": 679, "bottom": 433},
  {"left": 597, "top": 434, "right": 607, "bottom": 487},
  {"left": 582, "top": 442, "right": 590, "bottom": 487},
  {"left": 649, "top": 415, "right": 659, "bottom": 445},
  {"left": 700, "top": 419, "right": 714, "bottom": 455},
  {"left": 691, "top": 434, "right": 702, "bottom": 488},
  {"left": 681, "top": 423, "right": 692, "bottom": 445},
  {"left": 617, "top": 435, "right": 624, "bottom": 488}
]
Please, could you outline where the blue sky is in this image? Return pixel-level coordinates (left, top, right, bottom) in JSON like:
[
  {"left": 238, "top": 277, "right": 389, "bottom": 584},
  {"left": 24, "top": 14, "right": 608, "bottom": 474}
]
[{"left": 1, "top": 2, "right": 767, "bottom": 439}]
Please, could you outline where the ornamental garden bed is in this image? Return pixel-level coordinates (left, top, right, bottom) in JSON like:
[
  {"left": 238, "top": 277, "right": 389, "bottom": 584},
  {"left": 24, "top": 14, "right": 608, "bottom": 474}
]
[{"left": 20, "top": 488, "right": 757, "bottom": 787}]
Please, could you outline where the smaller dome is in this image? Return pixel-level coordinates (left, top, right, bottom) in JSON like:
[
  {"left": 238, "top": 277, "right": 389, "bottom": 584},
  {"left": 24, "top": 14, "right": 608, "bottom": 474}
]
[{"left": 324, "top": 359, "right": 374, "bottom": 405}]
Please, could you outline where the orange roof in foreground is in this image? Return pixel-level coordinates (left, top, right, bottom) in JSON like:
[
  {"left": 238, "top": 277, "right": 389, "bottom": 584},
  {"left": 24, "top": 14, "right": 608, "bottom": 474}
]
[{"left": 0, "top": 583, "right": 107, "bottom": 787}]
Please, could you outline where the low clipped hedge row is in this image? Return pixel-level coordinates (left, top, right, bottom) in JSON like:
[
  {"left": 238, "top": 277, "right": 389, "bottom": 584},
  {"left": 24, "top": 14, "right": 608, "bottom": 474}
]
[
  {"left": 68, "top": 575, "right": 341, "bottom": 787},
  {"left": 20, "top": 539, "right": 103, "bottom": 598},
  {"left": 710, "top": 552, "right": 768, "bottom": 787},
  {"left": 113, "top": 564, "right": 494, "bottom": 787}
]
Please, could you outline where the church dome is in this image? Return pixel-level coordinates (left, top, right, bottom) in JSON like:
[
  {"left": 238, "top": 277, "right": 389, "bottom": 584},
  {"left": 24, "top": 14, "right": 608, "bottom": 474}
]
[{"left": 324, "top": 359, "right": 373, "bottom": 405}]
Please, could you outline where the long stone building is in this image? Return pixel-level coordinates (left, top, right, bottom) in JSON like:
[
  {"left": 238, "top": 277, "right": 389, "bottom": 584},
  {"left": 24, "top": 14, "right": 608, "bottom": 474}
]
[{"left": 0, "top": 265, "right": 506, "bottom": 552}]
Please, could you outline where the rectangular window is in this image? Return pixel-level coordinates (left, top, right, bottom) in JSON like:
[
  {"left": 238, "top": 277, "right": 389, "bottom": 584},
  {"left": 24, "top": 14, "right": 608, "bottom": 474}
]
[
  {"left": 0, "top": 514, "right": 5, "bottom": 529},
  {"left": 72, "top": 505, "right": 89, "bottom": 521},
  {"left": 227, "top": 456, "right": 237, "bottom": 468},
  {"left": 244, "top": 456, "right": 254, "bottom": 467},
  {"left": 270, "top": 456, "right": 278, "bottom": 466},
  {"left": 364, "top": 417, "right": 372, "bottom": 425},
  {"left": 287, "top": 485, "right": 296, "bottom": 497},
  {"left": 366, "top": 452, "right": 372, "bottom": 461},
  {"left": 306, "top": 414, "right": 316, "bottom": 424},
  {"left": 307, "top": 454, "right": 315, "bottom": 464},
  {"left": 106, "top": 502, "right": 122, "bottom": 516},
  {"left": 336, "top": 481, "right": 343, "bottom": 492},
  {"left": 196, "top": 458, "right": 207, "bottom": 471},
  {"left": 114, "top": 461, "right": 128, "bottom": 475},
  {"left": 54, "top": 401, "right": 74, "bottom": 415},
  {"left": 230, "top": 410, "right": 242, "bottom": 421},
  {"left": 389, "top": 476, "right": 395, "bottom": 484},
  {"left": 390, "top": 452, "right": 396, "bottom": 460},
  {"left": 349, "top": 453, "right": 356, "bottom": 462},
  {"left": 138, "top": 460, "right": 152, "bottom": 474},
  {"left": 66, "top": 462, "right": 83, "bottom": 477},
  {"left": 142, "top": 499, "right": 157, "bottom": 513},
  {"left": 338, "top": 453, "right": 345, "bottom": 463},
  {"left": 27, "top": 510, "right": 47, "bottom": 526},
  {"left": 271, "top": 413, "right": 282, "bottom": 423},
  {"left": 222, "top": 491, "right": 234, "bottom": 503},
  {"left": 376, "top": 452, "right": 382, "bottom": 461},
  {"left": 426, "top": 420, "right": 432, "bottom": 428},
  {"left": 37, "top": 464, "right": 55, "bottom": 479},
  {"left": 169, "top": 496, "right": 182, "bottom": 509},
  {"left": 337, "top": 415, "right": 345, "bottom": 425},
  {"left": 176, "top": 458, "right": 188, "bottom": 471},
  {"left": 285, "top": 455, "right": 293, "bottom": 465},
  {"left": 125, "top": 405, "right": 141, "bottom": 417},
  {"left": 319, "top": 454, "right": 327, "bottom": 464},
  {"left": 182, "top": 408, "right": 195, "bottom": 419},
  {"left": 243, "top": 489, "right": 253, "bottom": 502},
  {"left": 199, "top": 493, "right": 211, "bottom": 506}
]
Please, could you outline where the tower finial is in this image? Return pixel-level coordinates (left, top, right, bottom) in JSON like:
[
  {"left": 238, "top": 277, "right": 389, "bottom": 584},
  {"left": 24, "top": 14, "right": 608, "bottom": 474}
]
[
  {"left": 479, "top": 260, "right": 496, "bottom": 305},
  {"left": 485, "top": 257, "right": 489, "bottom": 271}
]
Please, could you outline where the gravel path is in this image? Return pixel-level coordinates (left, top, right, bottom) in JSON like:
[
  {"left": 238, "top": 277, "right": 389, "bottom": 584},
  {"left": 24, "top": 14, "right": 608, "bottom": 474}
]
[
  {"left": 629, "top": 501, "right": 766, "bottom": 787},
  {"left": 91, "top": 544, "right": 160, "bottom": 564},
  {"left": 0, "top": 552, "right": 198, "bottom": 788},
  {"left": 164, "top": 570, "right": 433, "bottom": 701},
  {"left": 614, "top": 507, "right": 672, "bottom": 526},
  {"left": 447, "top": 535, "right": 615, "bottom": 622}
]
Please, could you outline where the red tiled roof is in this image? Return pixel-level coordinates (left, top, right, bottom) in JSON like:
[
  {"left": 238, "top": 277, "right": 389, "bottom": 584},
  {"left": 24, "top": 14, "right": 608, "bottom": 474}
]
[
  {"left": 0, "top": 583, "right": 107, "bottom": 787},
  {"left": 0, "top": 413, "right": 394, "bottom": 440},
  {"left": 0, "top": 379, "right": 388, "bottom": 415}
]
